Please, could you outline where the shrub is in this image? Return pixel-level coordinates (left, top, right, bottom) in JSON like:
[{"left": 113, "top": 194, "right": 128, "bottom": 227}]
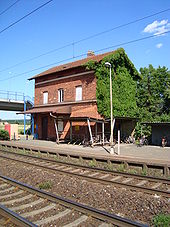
[
  {"left": 26, "top": 128, "right": 31, "bottom": 135},
  {"left": 19, "top": 129, "right": 24, "bottom": 135},
  {"left": 38, "top": 181, "right": 52, "bottom": 190},
  {"left": 88, "top": 160, "right": 96, "bottom": 168},
  {"left": 0, "top": 130, "right": 9, "bottom": 140},
  {"left": 128, "top": 169, "right": 137, "bottom": 174},
  {"left": 152, "top": 214, "right": 170, "bottom": 227},
  {"left": 117, "top": 164, "right": 125, "bottom": 172}
]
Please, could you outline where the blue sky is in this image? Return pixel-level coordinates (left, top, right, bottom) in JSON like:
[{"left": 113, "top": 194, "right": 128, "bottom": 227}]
[{"left": 0, "top": 0, "right": 170, "bottom": 119}]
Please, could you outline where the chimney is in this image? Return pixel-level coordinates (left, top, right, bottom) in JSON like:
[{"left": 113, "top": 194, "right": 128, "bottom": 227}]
[{"left": 87, "top": 50, "right": 95, "bottom": 57}]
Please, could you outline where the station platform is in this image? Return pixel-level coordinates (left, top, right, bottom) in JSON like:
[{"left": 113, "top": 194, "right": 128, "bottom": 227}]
[{"left": 0, "top": 139, "right": 170, "bottom": 166}]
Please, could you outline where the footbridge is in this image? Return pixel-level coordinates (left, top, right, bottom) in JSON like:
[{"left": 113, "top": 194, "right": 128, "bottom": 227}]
[
  {"left": 0, "top": 90, "right": 34, "bottom": 135},
  {"left": 0, "top": 90, "right": 33, "bottom": 111}
]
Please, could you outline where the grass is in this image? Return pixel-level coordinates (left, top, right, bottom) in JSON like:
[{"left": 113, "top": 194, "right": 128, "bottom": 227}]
[
  {"left": 152, "top": 214, "right": 170, "bottom": 227},
  {"left": 38, "top": 181, "right": 52, "bottom": 190},
  {"left": 88, "top": 160, "right": 96, "bottom": 168},
  {"left": 117, "top": 164, "right": 125, "bottom": 172},
  {"left": 0, "top": 125, "right": 4, "bottom": 130},
  {"left": 128, "top": 169, "right": 137, "bottom": 174},
  {"left": 107, "top": 163, "right": 114, "bottom": 171},
  {"left": 141, "top": 169, "right": 147, "bottom": 176}
]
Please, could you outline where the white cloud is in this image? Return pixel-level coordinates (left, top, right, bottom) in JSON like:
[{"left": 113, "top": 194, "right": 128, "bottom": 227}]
[
  {"left": 156, "top": 43, "right": 163, "bottom": 48},
  {"left": 143, "top": 19, "right": 170, "bottom": 36}
]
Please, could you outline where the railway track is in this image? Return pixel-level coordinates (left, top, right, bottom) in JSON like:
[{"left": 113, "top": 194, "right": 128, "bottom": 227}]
[
  {"left": 0, "top": 149, "right": 170, "bottom": 198},
  {"left": 0, "top": 175, "right": 147, "bottom": 227},
  {"left": 0, "top": 142, "right": 169, "bottom": 177},
  {"left": 0, "top": 203, "right": 35, "bottom": 227}
]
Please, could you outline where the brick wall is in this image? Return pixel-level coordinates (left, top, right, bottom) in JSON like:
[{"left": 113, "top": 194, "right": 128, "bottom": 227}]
[
  {"left": 33, "top": 67, "right": 105, "bottom": 141},
  {"left": 71, "top": 102, "right": 102, "bottom": 119},
  {"left": 34, "top": 67, "right": 96, "bottom": 106}
]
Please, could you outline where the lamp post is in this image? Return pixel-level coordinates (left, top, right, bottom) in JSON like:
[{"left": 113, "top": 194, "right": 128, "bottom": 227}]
[{"left": 105, "top": 62, "right": 114, "bottom": 155}]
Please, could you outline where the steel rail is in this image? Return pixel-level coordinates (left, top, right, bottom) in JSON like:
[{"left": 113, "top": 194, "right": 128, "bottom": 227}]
[
  {"left": 0, "top": 175, "right": 147, "bottom": 227},
  {"left": 0, "top": 150, "right": 169, "bottom": 198},
  {"left": 1, "top": 142, "right": 169, "bottom": 170},
  {"left": 0, "top": 204, "right": 37, "bottom": 227},
  {"left": 0, "top": 148, "right": 169, "bottom": 183}
]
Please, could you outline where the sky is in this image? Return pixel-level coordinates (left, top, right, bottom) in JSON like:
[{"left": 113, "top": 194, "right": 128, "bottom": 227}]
[{"left": 0, "top": 0, "right": 170, "bottom": 120}]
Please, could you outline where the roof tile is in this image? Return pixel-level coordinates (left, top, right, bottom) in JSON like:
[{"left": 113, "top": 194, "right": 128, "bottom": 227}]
[{"left": 29, "top": 50, "right": 115, "bottom": 80}]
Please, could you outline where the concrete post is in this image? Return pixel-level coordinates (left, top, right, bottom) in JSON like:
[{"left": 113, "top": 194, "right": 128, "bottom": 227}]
[
  {"left": 118, "top": 130, "right": 120, "bottom": 155},
  {"left": 102, "top": 122, "right": 105, "bottom": 146}
]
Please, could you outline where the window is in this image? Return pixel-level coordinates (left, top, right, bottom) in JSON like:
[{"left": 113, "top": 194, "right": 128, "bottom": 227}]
[
  {"left": 43, "top": 92, "right": 48, "bottom": 104},
  {"left": 58, "top": 89, "right": 64, "bottom": 102},
  {"left": 76, "top": 86, "right": 82, "bottom": 101},
  {"left": 58, "top": 120, "right": 63, "bottom": 132}
]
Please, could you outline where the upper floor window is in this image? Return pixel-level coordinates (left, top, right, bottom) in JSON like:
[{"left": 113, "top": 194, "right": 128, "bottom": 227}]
[
  {"left": 58, "top": 89, "right": 64, "bottom": 102},
  {"left": 76, "top": 86, "right": 82, "bottom": 101},
  {"left": 43, "top": 92, "right": 48, "bottom": 104}
]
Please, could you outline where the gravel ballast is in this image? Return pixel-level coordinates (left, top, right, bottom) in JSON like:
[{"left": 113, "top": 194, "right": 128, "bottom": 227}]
[{"left": 0, "top": 157, "right": 169, "bottom": 226}]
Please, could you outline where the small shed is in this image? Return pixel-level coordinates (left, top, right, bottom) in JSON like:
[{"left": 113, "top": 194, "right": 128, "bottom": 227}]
[{"left": 143, "top": 122, "right": 170, "bottom": 146}]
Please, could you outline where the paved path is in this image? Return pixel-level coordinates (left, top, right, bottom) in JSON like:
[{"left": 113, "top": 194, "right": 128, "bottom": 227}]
[{"left": 1, "top": 139, "right": 170, "bottom": 163}]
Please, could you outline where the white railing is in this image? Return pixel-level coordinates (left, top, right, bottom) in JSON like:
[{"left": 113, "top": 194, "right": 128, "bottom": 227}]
[{"left": 0, "top": 90, "right": 34, "bottom": 105}]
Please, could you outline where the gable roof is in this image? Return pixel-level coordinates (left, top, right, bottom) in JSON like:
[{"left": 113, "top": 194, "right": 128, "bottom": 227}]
[{"left": 29, "top": 50, "right": 115, "bottom": 80}]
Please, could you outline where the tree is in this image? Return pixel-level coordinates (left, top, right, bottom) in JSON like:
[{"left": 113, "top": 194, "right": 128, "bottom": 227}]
[{"left": 137, "top": 65, "right": 170, "bottom": 122}]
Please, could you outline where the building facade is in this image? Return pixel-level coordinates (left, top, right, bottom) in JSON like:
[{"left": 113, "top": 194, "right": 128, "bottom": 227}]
[{"left": 26, "top": 50, "right": 137, "bottom": 144}]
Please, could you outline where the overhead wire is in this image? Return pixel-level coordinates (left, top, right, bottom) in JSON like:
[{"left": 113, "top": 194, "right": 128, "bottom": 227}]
[
  {"left": 0, "top": 30, "right": 170, "bottom": 82},
  {"left": 0, "top": 0, "right": 53, "bottom": 35},
  {"left": 0, "top": 7, "right": 169, "bottom": 74},
  {"left": 0, "top": 0, "right": 20, "bottom": 17}
]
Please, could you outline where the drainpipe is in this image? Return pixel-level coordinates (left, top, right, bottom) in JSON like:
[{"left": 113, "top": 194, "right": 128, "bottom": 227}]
[{"left": 31, "top": 114, "right": 34, "bottom": 138}]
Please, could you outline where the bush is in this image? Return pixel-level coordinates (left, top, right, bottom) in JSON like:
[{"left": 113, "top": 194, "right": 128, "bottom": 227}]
[
  {"left": 19, "top": 129, "right": 24, "bottom": 135},
  {"left": 26, "top": 128, "right": 31, "bottom": 135},
  {"left": 38, "top": 181, "right": 52, "bottom": 190},
  {"left": 0, "top": 130, "right": 10, "bottom": 140},
  {"left": 152, "top": 214, "right": 170, "bottom": 227},
  {"left": 88, "top": 160, "right": 96, "bottom": 168}
]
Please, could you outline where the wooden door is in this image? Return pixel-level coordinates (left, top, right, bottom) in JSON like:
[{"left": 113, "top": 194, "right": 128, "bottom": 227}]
[{"left": 42, "top": 116, "right": 48, "bottom": 140}]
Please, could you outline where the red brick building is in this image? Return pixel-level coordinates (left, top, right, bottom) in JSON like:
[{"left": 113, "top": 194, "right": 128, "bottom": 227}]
[{"left": 27, "top": 50, "right": 137, "bottom": 144}]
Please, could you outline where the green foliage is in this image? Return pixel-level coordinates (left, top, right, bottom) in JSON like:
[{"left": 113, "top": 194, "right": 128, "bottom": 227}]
[
  {"left": 152, "top": 214, "right": 170, "bottom": 227},
  {"left": 128, "top": 169, "right": 137, "bottom": 174},
  {"left": 0, "top": 130, "right": 9, "bottom": 140},
  {"left": 135, "top": 122, "right": 151, "bottom": 138},
  {"left": 19, "top": 129, "right": 24, "bottom": 135},
  {"left": 1, "top": 119, "right": 31, "bottom": 124},
  {"left": 88, "top": 160, "right": 97, "bottom": 168},
  {"left": 85, "top": 49, "right": 170, "bottom": 138},
  {"left": 141, "top": 169, "right": 147, "bottom": 176},
  {"left": 117, "top": 163, "right": 125, "bottom": 172},
  {"left": 136, "top": 65, "right": 170, "bottom": 137},
  {"left": 137, "top": 65, "right": 170, "bottom": 122},
  {"left": 26, "top": 128, "right": 31, "bottom": 135},
  {"left": 107, "top": 163, "right": 114, "bottom": 171},
  {"left": 85, "top": 48, "right": 139, "bottom": 118},
  {"left": 38, "top": 181, "right": 52, "bottom": 190}
]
